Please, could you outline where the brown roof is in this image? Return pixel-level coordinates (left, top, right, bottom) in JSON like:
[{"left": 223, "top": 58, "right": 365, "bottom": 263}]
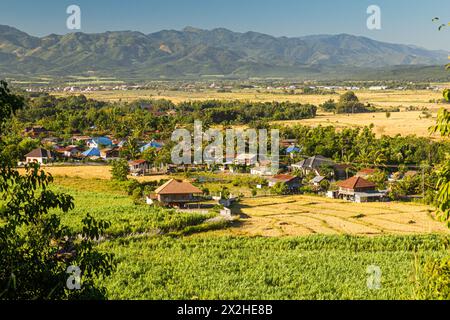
[
  {"left": 337, "top": 176, "right": 376, "bottom": 190},
  {"left": 25, "top": 148, "right": 55, "bottom": 159},
  {"left": 154, "top": 179, "right": 203, "bottom": 195}
]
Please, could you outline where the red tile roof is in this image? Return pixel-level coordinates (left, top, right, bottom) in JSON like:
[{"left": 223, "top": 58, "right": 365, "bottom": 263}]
[
  {"left": 337, "top": 176, "right": 376, "bottom": 190},
  {"left": 154, "top": 179, "right": 203, "bottom": 195}
]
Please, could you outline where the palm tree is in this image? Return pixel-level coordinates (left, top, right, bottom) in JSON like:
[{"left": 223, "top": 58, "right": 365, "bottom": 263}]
[
  {"left": 371, "top": 150, "right": 387, "bottom": 167},
  {"left": 341, "top": 153, "right": 355, "bottom": 179},
  {"left": 356, "top": 149, "right": 371, "bottom": 166}
]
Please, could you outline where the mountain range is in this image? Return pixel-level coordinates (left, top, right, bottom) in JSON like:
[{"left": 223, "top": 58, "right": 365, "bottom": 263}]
[{"left": 0, "top": 24, "right": 448, "bottom": 80}]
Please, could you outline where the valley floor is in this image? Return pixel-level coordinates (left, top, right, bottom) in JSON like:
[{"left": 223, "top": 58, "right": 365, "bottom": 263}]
[{"left": 46, "top": 174, "right": 450, "bottom": 300}]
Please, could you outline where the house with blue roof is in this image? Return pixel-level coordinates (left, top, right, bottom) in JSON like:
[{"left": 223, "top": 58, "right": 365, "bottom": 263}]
[
  {"left": 87, "top": 137, "right": 113, "bottom": 149},
  {"left": 140, "top": 140, "right": 164, "bottom": 153},
  {"left": 286, "top": 145, "right": 301, "bottom": 153},
  {"left": 82, "top": 147, "right": 101, "bottom": 158},
  {"left": 286, "top": 145, "right": 302, "bottom": 159}
]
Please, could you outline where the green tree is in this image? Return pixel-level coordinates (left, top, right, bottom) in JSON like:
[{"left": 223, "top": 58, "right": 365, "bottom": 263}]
[
  {"left": 272, "top": 182, "right": 288, "bottom": 195},
  {"left": 122, "top": 132, "right": 141, "bottom": 160},
  {"left": 111, "top": 159, "right": 129, "bottom": 181},
  {"left": 0, "top": 81, "right": 24, "bottom": 131},
  {"left": 336, "top": 91, "right": 364, "bottom": 114},
  {"left": 443, "top": 89, "right": 449, "bottom": 102},
  {"left": 368, "top": 169, "right": 388, "bottom": 190},
  {"left": 142, "top": 147, "right": 158, "bottom": 165},
  {"left": 319, "top": 179, "right": 330, "bottom": 192},
  {"left": 430, "top": 84, "right": 450, "bottom": 225},
  {"left": 320, "top": 99, "right": 337, "bottom": 112},
  {"left": 219, "top": 186, "right": 230, "bottom": 200},
  {"left": 415, "top": 20, "right": 450, "bottom": 300},
  {"left": 0, "top": 81, "right": 114, "bottom": 299},
  {"left": 433, "top": 156, "right": 450, "bottom": 226}
]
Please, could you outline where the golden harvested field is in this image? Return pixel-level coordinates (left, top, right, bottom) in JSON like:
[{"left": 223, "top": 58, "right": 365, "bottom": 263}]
[
  {"left": 221, "top": 195, "right": 450, "bottom": 237},
  {"left": 17, "top": 165, "right": 170, "bottom": 182},
  {"left": 275, "top": 110, "right": 441, "bottom": 138},
  {"left": 53, "top": 88, "right": 446, "bottom": 110}
]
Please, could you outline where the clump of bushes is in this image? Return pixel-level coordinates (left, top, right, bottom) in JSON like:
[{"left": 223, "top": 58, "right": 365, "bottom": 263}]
[
  {"left": 416, "top": 255, "right": 450, "bottom": 300},
  {"left": 111, "top": 159, "right": 129, "bottom": 181}
]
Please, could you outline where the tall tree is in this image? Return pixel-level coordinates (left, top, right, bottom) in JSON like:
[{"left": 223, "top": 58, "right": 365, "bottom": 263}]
[
  {"left": 431, "top": 108, "right": 450, "bottom": 227},
  {"left": 0, "top": 81, "right": 114, "bottom": 299},
  {"left": 430, "top": 19, "right": 450, "bottom": 225}
]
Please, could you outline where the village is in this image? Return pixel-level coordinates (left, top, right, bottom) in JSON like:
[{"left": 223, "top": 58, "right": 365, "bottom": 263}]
[
  {"left": 19, "top": 124, "right": 425, "bottom": 216},
  {"left": 3, "top": 0, "right": 450, "bottom": 303}
]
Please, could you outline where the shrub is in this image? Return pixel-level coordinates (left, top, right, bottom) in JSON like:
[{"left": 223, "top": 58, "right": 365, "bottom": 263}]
[
  {"left": 131, "top": 188, "right": 143, "bottom": 204},
  {"left": 272, "top": 182, "right": 288, "bottom": 195},
  {"left": 300, "top": 185, "right": 315, "bottom": 194},
  {"left": 111, "top": 159, "right": 129, "bottom": 181},
  {"left": 416, "top": 256, "right": 450, "bottom": 300}
]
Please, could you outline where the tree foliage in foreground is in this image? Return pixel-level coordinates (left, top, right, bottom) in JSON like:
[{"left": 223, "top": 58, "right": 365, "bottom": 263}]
[
  {"left": 0, "top": 81, "right": 114, "bottom": 299},
  {"left": 430, "top": 88, "right": 450, "bottom": 226}
]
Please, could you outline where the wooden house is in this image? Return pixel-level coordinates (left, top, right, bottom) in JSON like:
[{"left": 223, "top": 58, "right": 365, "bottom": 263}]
[
  {"left": 128, "top": 159, "right": 149, "bottom": 176},
  {"left": 146, "top": 179, "right": 203, "bottom": 208},
  {"left": 337, "top": 176, "right": 386, "bottom": 203}
]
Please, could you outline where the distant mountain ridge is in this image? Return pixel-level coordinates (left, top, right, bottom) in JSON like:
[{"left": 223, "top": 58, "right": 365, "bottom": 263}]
[{"left": 0, "top": 24, "right": 448, "bottom": 80}]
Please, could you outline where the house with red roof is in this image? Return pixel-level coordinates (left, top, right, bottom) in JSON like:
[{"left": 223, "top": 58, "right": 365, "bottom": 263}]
[
  {"left": 267, "top": 174, "right": 301, "bottom": 191},
  {"left": 128, "top": 159, "right": 149, "bottom": 176},
  {"left": 336, "top": 176, "right": 386, "bottom": 203},
  {"left": 146, "top": 179, "right": 203, "bottom": 208}
]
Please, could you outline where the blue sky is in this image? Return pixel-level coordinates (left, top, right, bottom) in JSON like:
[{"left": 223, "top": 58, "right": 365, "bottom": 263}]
[{"left": 1, "top": 0, "right": 449, "bottom": 50}]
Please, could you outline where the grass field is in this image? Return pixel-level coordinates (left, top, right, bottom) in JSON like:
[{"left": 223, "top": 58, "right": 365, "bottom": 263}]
[
  {"left": 39, "top": 171, "right": 450, "bottom": 300},
  {"left": 18, "top": 165, "right": 171, "bottom": 182},
  {"left": 49, "top": 178, "right": 224, "bottom": 238},
  {"left": 100, "top": 235, "right": 449, "bottom": 300}
]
